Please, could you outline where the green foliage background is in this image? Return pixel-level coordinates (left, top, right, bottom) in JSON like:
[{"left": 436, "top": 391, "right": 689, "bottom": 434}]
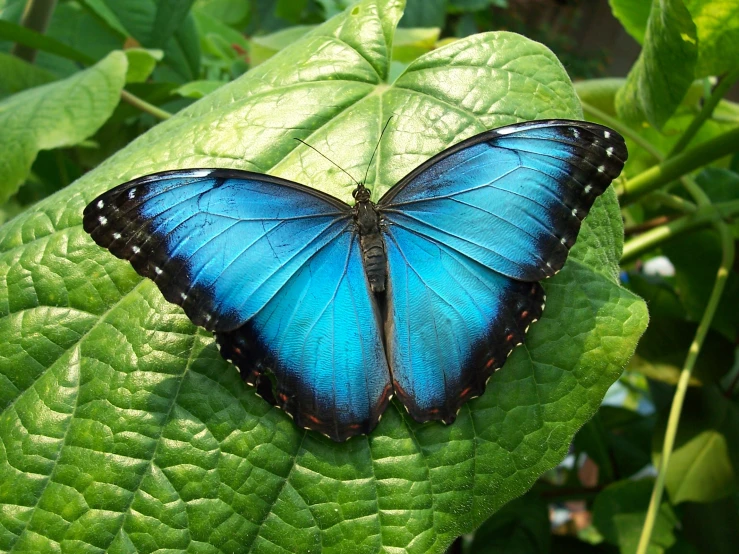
[{"left": 0, "top": 0, "right": 737, "bottom": 553}]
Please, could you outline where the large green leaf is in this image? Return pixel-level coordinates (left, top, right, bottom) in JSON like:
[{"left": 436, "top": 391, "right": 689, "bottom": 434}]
[
  {"left": 0, "top": 52, "right": 57, "bottom": 99},
  {"left": 0, "top": 1, "right": 647, "bottom": 551},
  {"left": 577, "top": 78, "right": 736, "bottom": 179},
  {"left": 465, "top": 492, "right": 550, "bottom": 553},
  {"left": 685, "top": 0, "right": 739, "bottom": 76},
  {"left": 0, "top": 51, "right": 128, "bottom": 205},
  {"left": 593, "top": 480, "right": 678, "bottom": 554},
  {"left": 653, "top": 386, "right": 739, "bottom": 504},
  {"left": 609, "top": 0, "right": 651, "bottom": 43},
  {"left": 610, "top": 0, "right": 739, "bottom": 77},
  {"left": 98, "top": 0, "right": 201, "bottom": 82},
  {"left": 616, "top": 0, "right": 698, "bottom": 130},
  {"left": 0, "top": 0, "right": 123, "bottom": 77}
]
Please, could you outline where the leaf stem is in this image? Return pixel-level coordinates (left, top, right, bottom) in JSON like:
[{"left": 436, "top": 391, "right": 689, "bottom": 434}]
[
  {"left": 635, "top": 222, "right": 735, "bottom": 554},
  {"left": 120, "top": 89, "right": 172, "bottom": 120},
  {"left": 669, "top": 68, "right": 739, "bottom": 157},
  {"left": 621, "top": 200, "right": 739, "bottom": 263},
  {"left": 11, "top": 0, "right": 58, "bottom": 63},
  {"left": 643, "top": 191, "right": 697, "bottom": 213},
  {"left": 580, "top": 99, "right": 663, "bottom": 160},
  {"left": 619, "top": 126, "right": 739, "bottom": 206}
]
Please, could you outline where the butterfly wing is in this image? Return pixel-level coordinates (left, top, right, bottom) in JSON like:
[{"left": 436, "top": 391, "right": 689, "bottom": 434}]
[
  {"left": 84, "top": 169, "right": 392, "bottom": 440},
  {"left": 379, "top": 120, "right": 627, "bottom": 281},
  {"left": 216, "top": 231, "right": 392, "bottom": 441},
  {"left": 84, "top": 169, "right": 353, "bottom": 332},
  {"left": 378, "top": 120, "right": 626, "bottom": 422},
  {"left": 383, "top": 225, "right": 545, "bottom": 422}
]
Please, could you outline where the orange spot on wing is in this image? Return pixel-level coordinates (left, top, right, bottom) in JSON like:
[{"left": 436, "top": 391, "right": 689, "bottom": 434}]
[
  {"left": 485, "top": 358, "right": 496, "bottom": 369},
  {"left": 521, "top": 310, "right": 529, "bottom": 319}
]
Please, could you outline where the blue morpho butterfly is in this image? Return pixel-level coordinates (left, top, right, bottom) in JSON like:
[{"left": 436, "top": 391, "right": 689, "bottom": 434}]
[{"left": 83, "top": 119, "right": 627, "bottom": 441}]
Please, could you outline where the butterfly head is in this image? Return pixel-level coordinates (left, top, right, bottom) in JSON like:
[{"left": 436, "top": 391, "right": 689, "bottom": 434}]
[{"left": 352, "top": 183, "right": 371, "bottom": 203}]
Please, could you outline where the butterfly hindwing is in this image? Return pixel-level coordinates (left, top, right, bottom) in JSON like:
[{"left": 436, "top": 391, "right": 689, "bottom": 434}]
[
  {"left": 379, "top": 120, "right": 627, "bottom": 281},
  {"left": 383, "top": 225, "right": 545, "bottom": 423},
  {"left": 83, "top": 169, "right": 352, "bottom": 332},
  {"left": 216, "top": 231, "right": 392, "bottom": 440}
]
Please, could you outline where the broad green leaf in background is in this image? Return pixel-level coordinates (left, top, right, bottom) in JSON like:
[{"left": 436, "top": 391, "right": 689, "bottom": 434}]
[
  {"left": 95, "top": 0, "right": 201, "bottom": 81},
  {"left": 681, "top": 496, "right": 739, "bottom": 554},
  {"left": 625, "top": 273, "right": 736, "bottom": 386},
  {"left": 449, "top": 0, "right": 508, "bottom": 12},
  {"left": 685, "top": 0, "right": 739, "bottom": 76},
  {"left": 0, "top": 1, "right": 647, "bottom": 551},
  {"left": 399, "top": 0, "right": 447, "bottom": 27},
  {"left": 577, "top": 78, "right": 737, "bottom": 179},
  {"left": 615, "top": 0, "right": 698, "bottom": 130},
  {"left": 662, "top": 230, "right": 739, "bottom": 341},
  {"left": 150, "top": 0, "right": 198, "bottom": 48},
  {"left": 174, "top": 79, "right": 226, "bottom": 98},
  {"left": 0, "top": 51, "right": 127, "bottom": 205},
  {"left": 248, "top": 24, "right": 441, "bottom": 68},
  {"left": 464, "top": 493, "right": 550, "bottom": 554},
  {"left": 0, "top": 52, "right": 56, "bottom": 98},
  {"left": 610, "top": 0, "right": 739, "bottom": 77},
  {"left": 193, "top": 0, "right": 251, "bottom": 27},
  {"left": 249, "top": 25, "right": 315, "bottom": 66},
  {"left": 593, "top": 480, "right": 678, "bottom": 554},
  {"left": 392, "top": 27, "right": 440, "bottom": 62},
  {"left": 653, "top": 386, "right": 739, "bottom": 504},
  {"left": 193, "top": 6, "right": 251, "bottom": 54},
  {"left": 123, "top": 48, "right": 163, "bottom": 83},
  {"left": 599, "top": 406, "right": 655, "bottom": 479},
  {"left": 316, "top": 0, "right": 357, "bottom": 19},
  {"left": 78, "top": 0, "right": 131, "bottom": 38},
  {"left": 608, "top": 0, "right": 651, "bottom": 43},
  {"left": 0, "top": 0, "right": 123, "bottom": 76}
]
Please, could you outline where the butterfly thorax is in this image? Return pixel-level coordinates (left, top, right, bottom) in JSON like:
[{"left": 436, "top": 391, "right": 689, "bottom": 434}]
[{"left": 353, "top": 185, "right": 387, "bottom": 293}]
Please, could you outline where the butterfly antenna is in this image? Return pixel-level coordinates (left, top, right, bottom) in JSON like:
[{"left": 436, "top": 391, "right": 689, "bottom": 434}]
[
  {"left": 294, "top": 138, "right": 361, "bottom": 187},
  {"left": 363, "top": 116, "right": 394, "bottom": 187}
]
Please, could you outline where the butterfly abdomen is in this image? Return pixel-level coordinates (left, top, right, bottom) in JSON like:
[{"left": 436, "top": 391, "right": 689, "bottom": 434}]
[{"left": 355, "top": 200, "right": 387, "bottom": 293}]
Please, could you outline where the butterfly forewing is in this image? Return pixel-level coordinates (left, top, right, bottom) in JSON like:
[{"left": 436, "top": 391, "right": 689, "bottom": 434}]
[
  {"left": 379, "top": 120, "right": 627, "bottom": 281},
  {"left": 83, "top": 169, "right": 352, "bottom": 332}
]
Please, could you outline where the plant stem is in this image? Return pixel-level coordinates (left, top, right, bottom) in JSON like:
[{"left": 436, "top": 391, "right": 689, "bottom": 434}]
[
  {"left": 643, "top": 191, "right": 697, "bottom": 213},
  {"left": 621, "top": 200, "right": 739, "bottom": 262},
  {"left": 619, "top": 126, "right": 739, "bottom": 206},
  {"left": 120, "top": 90, "right": 172, "bottom": 121},
  {"left": 11, "top": 0, "right": 58, "bottom": 63},
  {"left": 580, "top": 100, "right": 663, "bottom": 160},
  {"left": 635, "top": 222, "right": 735, "bottom": 554},
  {"left": 669, "top": 68, "right": 739, "bottom": 157}
]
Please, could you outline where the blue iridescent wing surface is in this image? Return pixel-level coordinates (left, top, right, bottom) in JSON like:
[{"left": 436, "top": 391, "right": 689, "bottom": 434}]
[
  {"left": 216, "top": 231, "right": 392, "bottom": 440},
  {"left": 383, "top": 225, "right": 545, "bottom": 422},
  {"left": 83, "top": 169, "right": 392, "bottom": 440},
  {"left": 379, "top": 120, "right": 628, "bottom": 281},
  {"left": 379, "top": 120, "right": 626, "bottom": 422}
]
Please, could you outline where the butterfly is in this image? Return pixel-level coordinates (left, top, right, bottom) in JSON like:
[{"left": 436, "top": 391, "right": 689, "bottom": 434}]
[{"left": 83, "top": 119, "right": 627, "bottom": 441}]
